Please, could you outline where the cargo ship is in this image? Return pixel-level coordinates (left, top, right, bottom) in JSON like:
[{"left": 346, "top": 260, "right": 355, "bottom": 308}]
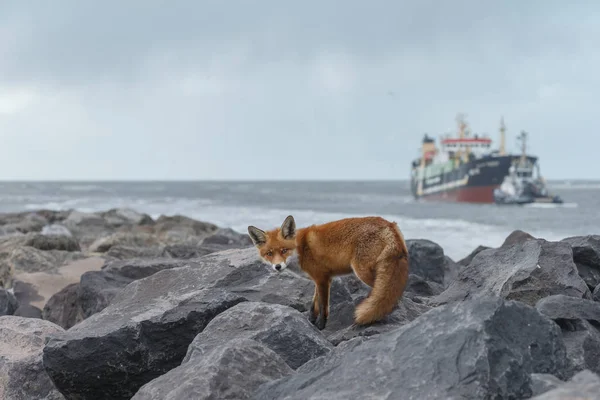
[{"left": 410, "top": 114, "right": 562, "bottom": 204}]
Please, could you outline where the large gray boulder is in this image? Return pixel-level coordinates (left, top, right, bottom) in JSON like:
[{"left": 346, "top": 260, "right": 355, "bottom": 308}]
[
  {"left": 0, "top": 316, "right": 65, "bottom": 400},
  {"left": 254, "top": 296, "right": 569, "bottom": 400},
  {"left": 433, "top": 238, "right": 591, "bottom": 307},
  {"left": 530, "top": 369, "right": 600, "bottom": 399},
  {"left": 132, "top": 338, "right": 293, "bottom": 400},
  {"left": 42, "top": 247, "right": 317, "bottom": 399}
]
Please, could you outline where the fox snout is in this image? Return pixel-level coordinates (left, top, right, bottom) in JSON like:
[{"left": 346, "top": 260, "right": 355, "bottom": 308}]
[{"left": 272, "top": 262, "right": 287, "bottom": 272}]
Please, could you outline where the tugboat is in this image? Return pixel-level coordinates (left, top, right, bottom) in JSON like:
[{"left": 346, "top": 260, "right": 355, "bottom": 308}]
[
  {"left": 492, "top": 131, "right": 563, "bottom": 205},
  {"left": 410, "top": 114, "right": 562, "bottom": 204}
]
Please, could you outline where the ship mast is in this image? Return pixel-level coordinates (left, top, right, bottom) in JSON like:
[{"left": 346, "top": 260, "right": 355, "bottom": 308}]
[
  {"left": 499, "top": 117, "right": 506, "bottom": 156},
  {"left": 517, "top": 130, "right": 528, "bottom": 166}
]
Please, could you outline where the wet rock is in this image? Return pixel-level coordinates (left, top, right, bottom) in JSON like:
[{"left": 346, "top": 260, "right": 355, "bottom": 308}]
[
  {"left": 131, "top": 338, "right": 293, "bottom": 400},
  {"left": 433, "top": 238, "right": 591, "bottom": 307},
  {"left": 0, "top": 316, "right": 65, "bottom": 400},
  {"left": 255, "top": 296, "right": 569, "bottom": 400}
]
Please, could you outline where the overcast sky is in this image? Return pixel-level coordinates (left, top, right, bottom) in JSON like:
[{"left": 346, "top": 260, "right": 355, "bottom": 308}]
[{"left": 0, "top": 1, "right": 598, "bottom": 180}]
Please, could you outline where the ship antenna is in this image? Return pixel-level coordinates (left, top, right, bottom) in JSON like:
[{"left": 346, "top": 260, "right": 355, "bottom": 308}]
[{"left": 499, "top": 117, "right": 506, "bottom": 156}]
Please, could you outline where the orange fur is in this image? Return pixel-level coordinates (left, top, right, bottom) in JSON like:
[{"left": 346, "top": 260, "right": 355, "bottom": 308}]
[{"left": 248, "top": 215, "right": 409, "bottom": 329}]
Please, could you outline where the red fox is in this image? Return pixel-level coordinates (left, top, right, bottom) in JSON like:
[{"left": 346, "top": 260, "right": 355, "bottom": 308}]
[{"left": 247, "top": 215, "right": 409, "bottom": 330}]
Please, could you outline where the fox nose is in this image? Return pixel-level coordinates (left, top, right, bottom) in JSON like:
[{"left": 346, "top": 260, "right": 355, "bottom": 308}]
[{"left": 275, "top": 264, "right": 282, "bottom": 271}]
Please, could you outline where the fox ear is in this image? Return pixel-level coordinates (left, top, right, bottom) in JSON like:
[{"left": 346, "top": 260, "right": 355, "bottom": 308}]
[
  {"left": 248, "top": 226, "right": 267, "bottom": 247},
  {"left": 280, "top": 215, "right": 296, "bottom": 239}
]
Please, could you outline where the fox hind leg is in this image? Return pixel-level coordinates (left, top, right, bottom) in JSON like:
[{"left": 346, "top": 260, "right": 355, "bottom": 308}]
[
  {"left": 308, "top": 285, "right": 318, "bottom": 324},
  {"left": 314, "top": 278, "right": 331, "bottom": 330}
]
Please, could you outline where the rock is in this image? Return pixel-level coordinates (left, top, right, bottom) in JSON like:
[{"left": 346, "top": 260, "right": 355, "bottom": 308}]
[
  {"left": 562, "top": 235, "right": 600, "bottom": 290},
  {"left": 25, "top": 233, "right": 81, "bottom": 252},
  {"left": 201, "top": 227, "right": 253, "bottom": 248},
  {"left": 0, "top": 213, "right": 49, "bottom": 235},
  {"left": 502, "top": 229, "right": 536, "bottom": 247},
  {"left": 254, "top": 296, "right": 569, "bottom": 400},
  {"left": 530, "top": 369, "right": 600, "bottom": 399},
  {"left": 536, "top": 294, "right": 600, "bottom": 324},
  {"left": 160, "top": 243, "right": 215, "bottom": 259},
  {"left": 1, "top": 287, "right": 18, "bottom": 315},
  {"left": 3, "top": 246, "right": 87, "bottom": 273},
  {"left": 42, "top": 283, "right": 82, "bottom": 329},
  {"left": 131, "top": 338, "right": 293, "bottom": 400},
  {"left": 326, "top": 297, "right": 433, "bottom": 345},
  {"left": 405, "top": 273, "right": 444, "bottom": 297},
  {"left": 41, "top": 224, "right": 73, "bottom": 237},
  {"left": 406, "top": 239, "right": 458, "bottom": 287},
  {"left": 0, "top": 255, "right": 14, "bottom": 288},
  {"left": 153, "top": 214, "right": 218, "bottom": 243},
  {"left": 433, "top": 238, "right": 591, "bottom": 307},
  {"left": 105, "top": 245, "right": 164, "bottom": 260},
  {"left": 0, "top": 316, "right": 65, "bottom": 400},
  {"left": 457, "top": 244, "right": 490, "bottom": 266},
  {"left": 77, "top": 270, "right": 132, "bottom": 319},
  {"left": 535, "top": 295, "right": 600, "bottom": 376},
  {"left": 42, "top": 247, "right": 320, "bottom": 399},
  {"left": 184, "top": 302, "right": 333, "bottom": 369},
  {"left": 594, "top": 284, "right": 600, "bottom": 302},
  {"left": 530, "top": 373, "right": 564, "bottom": 396},
  {"left": 13, "top": 304, "right": 43, "bottom": 318},
  {"left": 62, "top": 211, "right": 114, "bottom": 249},
  {"left": 43, "top": 287, "right": 247, "bottom": 400},
  {"left": 100, "top": 208, "right": 154, "bottom": 227},
  {"left": 88, "top": 232, "right": 162, "bottom": 253}
]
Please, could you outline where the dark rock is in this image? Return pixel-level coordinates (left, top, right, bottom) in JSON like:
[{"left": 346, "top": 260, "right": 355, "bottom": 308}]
[
  {"left": 43, "top": 283, "right": 82, "bottom": 329},
  {"left": 433, "top": 238, "right": 591, "bottom": 307},
  {"left": 14, "top": 304, "right": 43, "bottom": 319},
  {"left": 562, "top": 235, "right": 600, "bottom": 290},
  {"left": 502, "top": 229, "right": 536, "bottom": 247},
  {"left": 1, "top": 287, "right": 19, "bottom": 315},
  {"left": 184, "top": 302, "right": 333, "bottom": 370},
  {"left": 254, "top": 296, "right": 569, "bottom": 400},
  {"left": 594, "top": 284, "right": 600, "bottom": 302},
  {"left": 201, "top": 227, "right": 253, "bottom": 248},
  {"left": 25, "top": 233, "right": 81, "bottom": 252},
  {"left": 530, "top": 373, "right": 563, "bottom": 397},
  {"left": 406, "top": 239, "right": 458, "bottom": 287},
  {"left": 42, "top": 247, "right": 320, "bottom": 399},
  {"left": 536, "top": 294, "right": 600, "bottom": 325},
  {"left": 405, "top": 273, "right": 444, "bottom": 297},
  {"left": 0, "top": 316, "right": 65, "bottom": 400},
  {"left": 43, "top": 287, "right": 247, "bottom": 400},
  {"left": 457, "top": 244, "right": 490, "bottom": 266},
  {"left": 105, "top": 245, "right": 164, "bottom": 260},
  {"left": 530, "top": 369, "right": 600, "bottom": 399},
  {"left": 131, "top": 338, "right": 293, "bottom": 400},
  {"left": 78, "top": 270, "right": 133, "bottom": 319},
  {"left": 326, "top": 297, "right": 432, "bottom": 345},
  {"left": 161, "top": 243, "right": 215, "bottom": 259}
]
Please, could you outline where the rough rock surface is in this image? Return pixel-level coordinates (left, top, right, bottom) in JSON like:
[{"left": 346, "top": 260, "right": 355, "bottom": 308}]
[
  {"left": 131, "top": 338, "right": 293, "bottom": 400},
  {"left": 24, "top": 233, "right": 81, "bottom": 252},
  {"left": 530, "top": 369, "right": 600, "bottom": 399},
  {"left": 42, "top": 283, "right": 82, "bottom": 329},
  {"left": 457, "top": 244, "right": 490, "bottom": 266},
  {"left": 562, "top": 235, "right": 600, "bottom": 290},
  {"left": 0, "top": 316, "right": 65, "bottom": 400},
  {"left": 183, "top": 302, "right": 333, "bottom": 369},
  {"left": 406, "top": 239, "right": 458, "bottom": 287},
  {"left": 433, "top": 238, "right": 591, "bottom": 306},
  {"left": 13, "top": 303, "right": 43, "bottom": 318},
  {"left": 594, "top": 283, "right": 600, "bottom": 302},
  {"left": 255, "top": 297, "right": 569, "bottom": 400}
]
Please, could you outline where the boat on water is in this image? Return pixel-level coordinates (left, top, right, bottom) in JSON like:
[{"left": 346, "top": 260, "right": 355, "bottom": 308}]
[{"left": 410, "top": 114, "right": 562, "bottom": 204}]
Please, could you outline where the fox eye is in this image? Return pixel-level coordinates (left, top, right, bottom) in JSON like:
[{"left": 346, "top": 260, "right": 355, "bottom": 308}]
[
  {"left": 281, "top": 248, "right": 287, "bottom": 254},
  {"left": 266, "top": 250, "right": 273, "bottom": 257}
]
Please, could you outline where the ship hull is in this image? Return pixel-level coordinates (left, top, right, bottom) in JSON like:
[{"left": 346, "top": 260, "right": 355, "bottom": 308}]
[{"left": 410, "top": 155, "right": 537, "bottom": 204}]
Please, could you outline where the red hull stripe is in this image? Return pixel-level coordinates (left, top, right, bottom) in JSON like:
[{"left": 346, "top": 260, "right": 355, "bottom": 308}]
[{"left": 418, "top": 185, "right": 500, "bottom": 203}]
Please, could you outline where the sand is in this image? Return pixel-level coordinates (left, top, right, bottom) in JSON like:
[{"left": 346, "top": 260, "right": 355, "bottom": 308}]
[{"left": 13, "top": 257, "right": 105, "bottom": 309}]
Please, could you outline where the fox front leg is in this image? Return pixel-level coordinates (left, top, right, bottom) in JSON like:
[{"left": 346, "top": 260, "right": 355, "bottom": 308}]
[
  {"left": 314, "top": 279, "right": 331, "bottom": 330},
  {"left": 308, "top": 285, "right": 319, "bottom": 324}
]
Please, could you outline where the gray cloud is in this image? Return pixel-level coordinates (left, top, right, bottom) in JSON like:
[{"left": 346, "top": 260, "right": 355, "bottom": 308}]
[{"left": 0, "top": 0, "right": 598, "bottom": 179}]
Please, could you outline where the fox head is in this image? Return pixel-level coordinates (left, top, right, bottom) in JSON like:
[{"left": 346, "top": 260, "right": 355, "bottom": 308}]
[{"left": 247, "top": 215, "right": 296, "bottom": 272}]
